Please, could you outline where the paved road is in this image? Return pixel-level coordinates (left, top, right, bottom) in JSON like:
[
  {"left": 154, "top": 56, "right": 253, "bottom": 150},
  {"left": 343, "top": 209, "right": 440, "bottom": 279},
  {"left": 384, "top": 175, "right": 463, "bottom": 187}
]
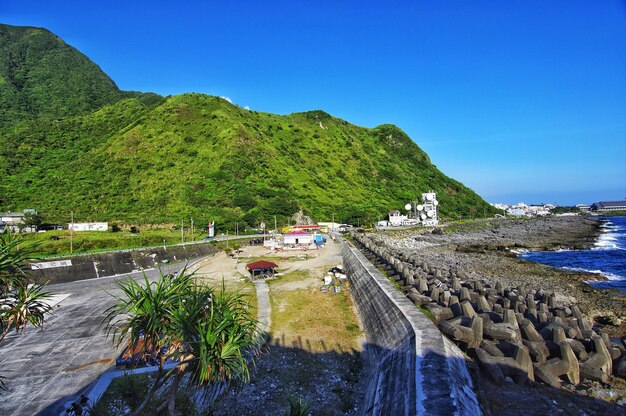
[{"left": 0, "top": 262, "right": 188, "bottom": 416}]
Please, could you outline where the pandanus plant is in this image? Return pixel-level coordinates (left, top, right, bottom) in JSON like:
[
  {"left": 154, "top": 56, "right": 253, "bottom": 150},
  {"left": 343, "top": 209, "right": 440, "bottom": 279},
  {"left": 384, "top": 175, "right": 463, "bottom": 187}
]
[
  {"left": 104, "top": 270, "right": 260, "bottom": 415},
  {"left": 0, "top": 231, "right": 52, "bottom": 391}
]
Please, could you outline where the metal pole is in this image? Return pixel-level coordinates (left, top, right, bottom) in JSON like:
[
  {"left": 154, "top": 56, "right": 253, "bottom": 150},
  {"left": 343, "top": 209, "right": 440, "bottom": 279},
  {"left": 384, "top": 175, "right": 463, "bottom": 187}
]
[
  {"left": 190, "top": 217, "right": 194, "bottom": 240},
  {"left": 70, "top": 210, "right": 73, "bottom": 255},
  {"left": 181, "top": 219, "right": 184, "bottom": 244}
]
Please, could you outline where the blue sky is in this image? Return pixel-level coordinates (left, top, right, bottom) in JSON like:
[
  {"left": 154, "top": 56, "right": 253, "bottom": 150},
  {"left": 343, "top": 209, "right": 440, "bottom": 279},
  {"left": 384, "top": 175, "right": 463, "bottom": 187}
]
[{"left": 2, "top": 1, "right": 625, "bottom": 205}]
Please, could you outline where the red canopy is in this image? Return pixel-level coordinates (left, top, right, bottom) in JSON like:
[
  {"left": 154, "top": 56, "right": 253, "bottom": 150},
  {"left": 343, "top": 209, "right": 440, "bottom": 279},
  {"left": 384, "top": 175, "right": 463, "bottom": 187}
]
[{"left": 246, "top": 260, "right": 279, "bottom": 270}]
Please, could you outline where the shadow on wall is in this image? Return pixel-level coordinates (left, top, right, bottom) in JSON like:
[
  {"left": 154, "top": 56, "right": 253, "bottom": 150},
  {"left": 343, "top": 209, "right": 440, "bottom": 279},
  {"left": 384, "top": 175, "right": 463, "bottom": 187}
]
[{"left": 34, "top": 340, "right": 623, "bottom": 416}]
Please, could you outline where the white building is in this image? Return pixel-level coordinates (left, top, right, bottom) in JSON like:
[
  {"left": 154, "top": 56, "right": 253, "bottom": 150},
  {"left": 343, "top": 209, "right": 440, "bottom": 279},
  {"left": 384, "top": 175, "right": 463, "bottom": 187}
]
[
  {"left": 318, "top": 222, "right": 342, "bottom": 233},
  {"left": 68, "top": 222, "right": 108, "bottom": 231},
  {"left": 507, "top": 208, "right": 528, "bottom": 217},
  {"left": 283, "top": 231, "right": 314, "bottom": 245},
  {"left": 0, "top": 209, "right": 37, "bottom": 232},
  {"left": 421, "top": 191, "right": 439, "bottom": 226},
  {"left": 388, "top": 210, "right": 408, "bottom": 226}
]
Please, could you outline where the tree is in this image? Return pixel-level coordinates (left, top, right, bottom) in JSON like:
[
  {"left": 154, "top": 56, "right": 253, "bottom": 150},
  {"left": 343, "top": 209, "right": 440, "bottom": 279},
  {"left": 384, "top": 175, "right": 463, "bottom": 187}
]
[
  {"left": 20, "top": 212, "right": 43, "bottom": 232},
  {"left": 0, "top": 231, "right": 52, "bottom": 390},
  {"left": 104, "top": 270, "right": 260, "bottom": 415}
]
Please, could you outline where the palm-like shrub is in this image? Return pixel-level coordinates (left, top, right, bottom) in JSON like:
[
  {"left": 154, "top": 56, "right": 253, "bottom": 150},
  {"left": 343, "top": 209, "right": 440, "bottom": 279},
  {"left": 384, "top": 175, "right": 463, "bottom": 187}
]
[
  {"left": 0, "top": 231, "right": 35, "bottom": 291},
  {"left": 0, "top": 283, "right": 51, "bottom": 342},
  {"left": 105, "top": 272, "right": 193, "bottom": 356},
  {"left": 0, "top": 231, "right": 52, "bottom": 391},
  {"left": 104, "top": 271, "right": 260, "bottom": 415}
]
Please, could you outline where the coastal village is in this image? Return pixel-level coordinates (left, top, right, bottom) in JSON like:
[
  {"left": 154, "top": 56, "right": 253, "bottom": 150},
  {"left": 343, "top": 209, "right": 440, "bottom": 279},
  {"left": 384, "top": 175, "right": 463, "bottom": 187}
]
[
  {"left": 0, "top": 10, "right": 625, "bottom": 415},
  {"left": 3, "top": 198, "right": 625, "bottom": 415}
]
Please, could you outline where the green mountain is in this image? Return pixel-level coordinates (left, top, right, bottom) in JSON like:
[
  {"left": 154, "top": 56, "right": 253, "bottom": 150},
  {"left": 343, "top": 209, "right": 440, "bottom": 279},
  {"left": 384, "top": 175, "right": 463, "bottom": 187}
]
[
  {"left": 0, "top": 24, "right": 496, "bottom": 228},
  {"left": 0, "top": 24, "right": 124, "bottom": 126}
]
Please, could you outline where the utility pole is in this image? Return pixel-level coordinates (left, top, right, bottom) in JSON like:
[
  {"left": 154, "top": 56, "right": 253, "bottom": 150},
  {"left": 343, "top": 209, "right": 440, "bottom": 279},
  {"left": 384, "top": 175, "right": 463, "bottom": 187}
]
[
  {"left": 274, "top": 215, "right": 277, "bottom": 232},
  {"left": 236, "top": 222, "right": 239, "bottom": 236},
  {"left": 70, "top": 210, "right": 73, "bottom": 255},
  {"left": 181, "top": 219, "right": 184, "bottom": 244},
  {"left": 190, "top": 217, "right": 194, "bottom": 240}
]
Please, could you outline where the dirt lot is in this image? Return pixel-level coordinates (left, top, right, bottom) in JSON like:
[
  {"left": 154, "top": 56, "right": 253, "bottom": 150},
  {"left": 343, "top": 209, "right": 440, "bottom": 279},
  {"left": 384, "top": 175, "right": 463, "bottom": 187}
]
[{"left": 208, "top": 239, "right": 367, "bottom": 415}]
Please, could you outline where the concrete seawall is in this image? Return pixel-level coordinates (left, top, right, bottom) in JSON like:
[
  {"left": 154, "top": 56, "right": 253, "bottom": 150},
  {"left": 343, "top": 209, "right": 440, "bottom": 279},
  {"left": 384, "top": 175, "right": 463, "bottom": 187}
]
[
  {"left": 342, "top": 240, "right": 482, "bottom": 416},
  {"left": 28, "top": 243, "right": 218, "bottom": 284}
]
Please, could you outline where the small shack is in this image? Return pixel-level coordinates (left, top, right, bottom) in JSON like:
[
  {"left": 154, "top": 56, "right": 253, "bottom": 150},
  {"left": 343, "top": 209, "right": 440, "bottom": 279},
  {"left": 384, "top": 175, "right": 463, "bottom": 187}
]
[{"left": 246, "top": 260, "right": 279, "bottom": 279}]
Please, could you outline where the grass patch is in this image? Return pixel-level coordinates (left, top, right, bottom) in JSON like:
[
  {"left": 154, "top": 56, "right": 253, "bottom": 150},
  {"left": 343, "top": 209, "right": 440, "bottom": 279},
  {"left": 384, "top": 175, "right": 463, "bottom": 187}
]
[
  {"left": 92, "top": 373, "right": 153, "bottom": 415},
  {"left": 442, "top": 217, "right": 496, "bottom": 234},
  {"left": 269, "top": 285, "right": 363, "bottom": 353},
  {"left": 269, "top": 269, "right": 311, "bottom": 286},
  {"left": 19, "top": 228, "right": 208, "bottom": 257}
]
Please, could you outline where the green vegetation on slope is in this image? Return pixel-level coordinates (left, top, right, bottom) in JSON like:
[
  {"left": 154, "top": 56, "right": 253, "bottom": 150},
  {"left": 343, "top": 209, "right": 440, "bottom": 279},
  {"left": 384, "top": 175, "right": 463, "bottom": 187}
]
[
  {"left": 0, "top": 24, "right": 128, "bottom": 127},
  {"left": 0, "top": 24, "right": 497, "bottom": 230}
]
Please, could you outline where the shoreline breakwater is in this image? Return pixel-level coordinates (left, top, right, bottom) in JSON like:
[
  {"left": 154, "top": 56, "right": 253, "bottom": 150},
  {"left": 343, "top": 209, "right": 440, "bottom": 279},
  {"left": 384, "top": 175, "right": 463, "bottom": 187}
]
[
  {"left": 341, "top": 239, "right": 481, "bottom": 416},
  {"left": 347, "top": 216, "right": 626, "bottom": 412}
]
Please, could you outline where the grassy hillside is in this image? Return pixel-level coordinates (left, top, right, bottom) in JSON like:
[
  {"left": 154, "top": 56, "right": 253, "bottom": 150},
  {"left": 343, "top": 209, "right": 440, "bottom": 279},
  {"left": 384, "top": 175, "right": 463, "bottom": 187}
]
[
  {"left": 0, "top": 24, "right": 497, "bottom": 229},
  {"left": 1, "top": 93, "right": 496, "bottom": 228},
  {"left": 0, "top": 24, "right": 129, "bottom": 127}
]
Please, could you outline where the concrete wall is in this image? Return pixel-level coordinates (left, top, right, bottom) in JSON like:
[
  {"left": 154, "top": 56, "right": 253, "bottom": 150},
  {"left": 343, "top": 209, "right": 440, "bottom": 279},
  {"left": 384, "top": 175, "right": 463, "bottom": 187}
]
[
  {"left": 342, "top": 240, "right": 482, "bottom": 416},
  {"left": 29, "top": 243, "right": 218, "bottom": 284}
]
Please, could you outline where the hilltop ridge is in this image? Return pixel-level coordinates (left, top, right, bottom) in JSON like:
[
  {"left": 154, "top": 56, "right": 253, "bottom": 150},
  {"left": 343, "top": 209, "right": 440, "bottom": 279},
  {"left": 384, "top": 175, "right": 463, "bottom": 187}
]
[{"left": 0, "top": 24, "right": 497, "bottom": 228}]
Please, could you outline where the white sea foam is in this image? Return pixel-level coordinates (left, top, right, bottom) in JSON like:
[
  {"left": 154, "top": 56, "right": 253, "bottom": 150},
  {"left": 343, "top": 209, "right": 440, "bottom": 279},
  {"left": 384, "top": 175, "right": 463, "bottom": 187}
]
[
  {"left": 594, "top": 227, "right": 623, "bottom": 250},
  {"left": 565, "top": 267, "right": 624, "bottom": 281}
]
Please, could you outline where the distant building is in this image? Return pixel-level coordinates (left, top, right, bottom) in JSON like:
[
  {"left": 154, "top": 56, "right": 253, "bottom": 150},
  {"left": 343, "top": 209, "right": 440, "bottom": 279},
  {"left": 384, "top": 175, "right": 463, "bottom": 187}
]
[
  {"left": 0, "top": 209, "right": 37, "bottom": 232},
  {"left": 590, "top": 200, "right": 626, "bottom": 212},
  {"left": 421, "top": 191, "right": 439, "bottom": 226},
  {"left": 283, "top": 231, "right": 314, "bottom": 246},
  {"left": 1, "top": 212, "right": 25, "bottom": 226},
  {"left": 388, "top": 210, "right": 408, "bottom": 226},
  {"left": 68, "top": 222, "right": 108, "bottom": 231},
  {"left": 318, "top": 222, "right": 342, "bottom": 233},
  {"left": 507, "top": 208, "right": 528, "bottom": 217},
  {"left": 291, "top": 224, "right": 320, "bottom": 232}
]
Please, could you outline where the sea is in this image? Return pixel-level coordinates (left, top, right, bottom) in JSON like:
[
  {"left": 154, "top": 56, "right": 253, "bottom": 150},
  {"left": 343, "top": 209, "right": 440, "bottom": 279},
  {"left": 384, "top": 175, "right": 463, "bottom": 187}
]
[{"left": 519, "top": 216, "right": 626, "bottom": 293}]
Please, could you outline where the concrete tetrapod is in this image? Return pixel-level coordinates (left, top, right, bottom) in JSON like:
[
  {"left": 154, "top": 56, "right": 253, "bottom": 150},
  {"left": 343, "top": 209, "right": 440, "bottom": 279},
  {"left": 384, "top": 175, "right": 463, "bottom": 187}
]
[
  {"left": 473, "top": 343, "right": 534, "bottom": 384},
  {"left": 534, "top": 330, "right": 580, "bottom": 388},
  {"left": 579, "top": 336, "right": 613, "bottom": 383}
]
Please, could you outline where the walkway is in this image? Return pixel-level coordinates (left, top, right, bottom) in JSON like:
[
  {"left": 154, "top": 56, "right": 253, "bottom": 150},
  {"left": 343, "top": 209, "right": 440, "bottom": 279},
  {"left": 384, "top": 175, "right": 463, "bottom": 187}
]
[{"left": 0, "top": 263, "right": 185, "bottom": 416}]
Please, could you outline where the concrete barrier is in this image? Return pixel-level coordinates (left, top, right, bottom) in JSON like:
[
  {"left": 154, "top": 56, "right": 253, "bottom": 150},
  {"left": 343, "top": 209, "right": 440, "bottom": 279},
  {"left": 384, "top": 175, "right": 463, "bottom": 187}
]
[
  {"left": 342, "top": 240, "right": 482, "bottom": 416},
  {"left": 28, "top": 243, "right": 219, "bottom": 284}
]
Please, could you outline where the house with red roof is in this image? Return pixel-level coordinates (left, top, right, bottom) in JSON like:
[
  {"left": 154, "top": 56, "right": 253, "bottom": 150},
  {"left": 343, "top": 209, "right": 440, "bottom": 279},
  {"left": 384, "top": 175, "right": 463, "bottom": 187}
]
[{"left": 283, "top": 230, "right": 314, "bottom": 246}]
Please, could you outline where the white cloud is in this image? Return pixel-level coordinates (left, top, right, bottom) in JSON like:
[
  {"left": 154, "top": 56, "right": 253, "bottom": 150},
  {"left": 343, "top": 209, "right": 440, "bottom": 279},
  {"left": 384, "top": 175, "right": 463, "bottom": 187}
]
[
  {"left": 244, "top": 105, "right": 250, "bottom": 111},
  {"left": 219, "top": 96, "right": 232, "bottom": 103}
]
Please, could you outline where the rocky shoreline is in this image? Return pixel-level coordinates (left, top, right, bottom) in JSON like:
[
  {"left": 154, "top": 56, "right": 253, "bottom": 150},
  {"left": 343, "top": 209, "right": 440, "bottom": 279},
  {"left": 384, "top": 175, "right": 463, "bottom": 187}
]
[
  {"left": 353, "top": 215, "right": 625, "bottom": 414},
  {"left": 373, "top": 216, "right": 624, "bottom": 332}
]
